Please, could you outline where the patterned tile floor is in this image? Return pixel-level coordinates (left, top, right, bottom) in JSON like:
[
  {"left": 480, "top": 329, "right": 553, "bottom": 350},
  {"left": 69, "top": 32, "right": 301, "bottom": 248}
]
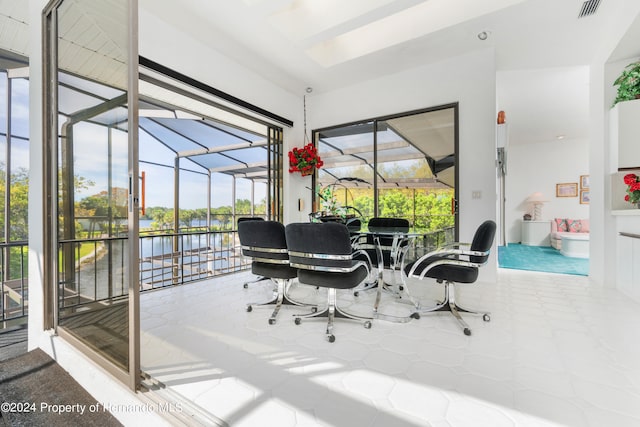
[{"left": 140, "top": 269, "right": 640, "bottom": 426}]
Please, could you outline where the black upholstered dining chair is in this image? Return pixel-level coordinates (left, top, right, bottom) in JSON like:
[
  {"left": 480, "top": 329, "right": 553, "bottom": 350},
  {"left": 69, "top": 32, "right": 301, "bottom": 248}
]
[
  {"left": 238, "top": 220, "right": 315, "bottom": 325},
  {"left": 401, "top": 220, "right": 496, "bottom": 336},
  {"left": 285, "top": 222, "right": 373, "bottom": 343},
  {"left": 237, "top": 217, "right": 267, "bottom": 289}
]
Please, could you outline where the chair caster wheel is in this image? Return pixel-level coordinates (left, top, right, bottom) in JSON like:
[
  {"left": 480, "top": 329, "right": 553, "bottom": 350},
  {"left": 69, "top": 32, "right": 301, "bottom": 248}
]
[
  {"left": 364, "top": 321, "right": 372, "bottom": 329},
  {"left": 246, "top": 305, "right": 252, "bottom": 312},
  {"left": 243, "top": 283, "right": 248, "bottom": 289},
  {"left": 399, "top": 286, "right": 404, "bottom": 291},
  {"left": 483, "top": 314, "right": 490, "bottom": 322},
  {"left": 411, "top": 312, "right": 420, "bottom": 320},
  {"left": 463, "top": 328, "right": 471, "bottom": 336},
  {"left": 294, "top": 318, "right": 301, "bottom": 325},
  {"left": 327, "top": 335, "right": 335, "bottom": 343},
  {"left": 354, "top": 291, "right": 359, "bottom": 297},
  {"left": 268, "top": 318, "right": 276, "bottom": 325}
]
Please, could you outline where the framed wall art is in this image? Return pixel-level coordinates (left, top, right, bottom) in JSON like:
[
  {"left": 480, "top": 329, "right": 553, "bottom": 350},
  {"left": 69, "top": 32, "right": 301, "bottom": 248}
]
[
  {"left": 580, "top": 175, "right": 590, "bottom": 189},
  {"left": 580, "top": 190, "right": 590, "bottom": 204},
  {"left": 556, "top": 183, "right": 578, "bottom": 197}
]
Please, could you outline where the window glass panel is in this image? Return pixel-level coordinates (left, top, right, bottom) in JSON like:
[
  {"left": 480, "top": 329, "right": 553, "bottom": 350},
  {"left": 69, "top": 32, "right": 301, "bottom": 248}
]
[
  {"left": 0, "top": 73, "right": 6, "bottom": 135},
  {"left": 211, "top": 173, "right": 233, "bottom": 229},
  {"left": 55, "top": 0, "right": 131, "bottom": 373},
  {"left": 9, "top": 138, "right": 29, "bottom": 241},
  {"left": 317, "top": 121, "right": 375, "bottom": 221},
  {"left": 316, "top": 107, "right": 456, "bottom": 240},
  {"left": 10, "top": 78, "right": 29, "bottom": 139}
]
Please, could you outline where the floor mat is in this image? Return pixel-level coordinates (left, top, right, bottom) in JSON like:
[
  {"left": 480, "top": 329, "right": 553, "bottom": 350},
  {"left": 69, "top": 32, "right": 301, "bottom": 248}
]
[
  {"left": 498, "top": 243, "right": 589, "bottom": 276},
  {"left": 0, "top": 349, "right": 121, "bottom": 426}
]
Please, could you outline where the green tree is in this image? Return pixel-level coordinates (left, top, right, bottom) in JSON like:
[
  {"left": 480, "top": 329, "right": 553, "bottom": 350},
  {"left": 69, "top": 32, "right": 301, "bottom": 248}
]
[
  {"left": 0, "top": 165, "right": 29, "bottom": 241},
  {"left": 76, "top": 187, "right": 129, "bottom": 237},
  {"left": 180, "top": 209, "right": 198, "bottom": 228},
  {"left": 235, "top": 199, "right": 251, "bottom": 214}
]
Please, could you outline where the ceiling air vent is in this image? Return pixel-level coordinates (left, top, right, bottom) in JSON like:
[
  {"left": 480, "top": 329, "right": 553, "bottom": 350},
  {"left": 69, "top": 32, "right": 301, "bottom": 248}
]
[{"left": 578, "top": 0, "right": 601, "bottom": 18}]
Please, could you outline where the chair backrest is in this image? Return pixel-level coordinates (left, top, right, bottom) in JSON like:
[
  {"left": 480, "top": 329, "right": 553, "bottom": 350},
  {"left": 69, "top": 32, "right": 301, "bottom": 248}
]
[
  {"left": 366, "top": 217, "right": 410, "bottom": 255},
  {"left": 346, "top": 218, "right": 361, "bottom": 232},
  {"left": 285, "top": 222, "right": 353, "bottom": 270},
  {"left": 470, "top": 220, "right": 497, "bottom": 263},
  {"left": 237, "top": 216, "right": 264, "bottom": 226},
  {"left": 368, "top": 217, "right": 409, "bottom": 232},
  {"left": 238, "top": 220, "right": 288, "bottom": 263}
]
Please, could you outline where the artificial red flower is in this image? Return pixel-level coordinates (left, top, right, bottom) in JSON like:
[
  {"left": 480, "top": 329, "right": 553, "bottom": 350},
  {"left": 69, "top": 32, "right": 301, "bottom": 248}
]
[
  {"left": 624, "top": 173, "right": 640, "bottom": 205},
  {"left": 288, "top": 144, "right": 323, "bottom": 175},
  {"left": 624, "top": 173, "right": 638, "bottom": 185}
]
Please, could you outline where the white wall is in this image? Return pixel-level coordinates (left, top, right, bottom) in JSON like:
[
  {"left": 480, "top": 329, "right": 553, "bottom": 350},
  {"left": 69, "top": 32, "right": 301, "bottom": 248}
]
[
  {"left": 505, "top": 138, "right": 589, "bottom": 243},
  {"left": 307, "top": 49, "right": 499, "bottom": 281}
]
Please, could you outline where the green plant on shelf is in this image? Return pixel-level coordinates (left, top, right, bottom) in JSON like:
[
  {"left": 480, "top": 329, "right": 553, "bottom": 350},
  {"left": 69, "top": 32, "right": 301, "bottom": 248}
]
[{"left": 613, "top": 61, "right": 640, "bottom": 107}]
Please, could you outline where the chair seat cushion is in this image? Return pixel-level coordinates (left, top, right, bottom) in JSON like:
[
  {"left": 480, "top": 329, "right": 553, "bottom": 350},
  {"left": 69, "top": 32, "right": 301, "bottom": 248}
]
[
  {"left": 252, "top": 261, "right": 297, "bottom": 279},
  {"left": 405, "top": 258, "right": 478, "bottom": 283},
  {"left": 298, "top": 266, "right": 368, "bottom": 289}
]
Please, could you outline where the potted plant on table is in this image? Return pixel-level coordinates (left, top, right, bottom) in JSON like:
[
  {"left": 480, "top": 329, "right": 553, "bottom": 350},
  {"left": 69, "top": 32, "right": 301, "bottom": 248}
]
[{"left": 613, "top": 61, "right": 640, "bottom": 106}]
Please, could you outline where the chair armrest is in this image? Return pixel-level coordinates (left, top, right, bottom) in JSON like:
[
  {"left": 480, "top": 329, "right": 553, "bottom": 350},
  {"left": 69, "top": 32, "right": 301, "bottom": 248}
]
[
  {"left": 352, "top": 248, "right": 376, "bottom": 270},
  {"left": 241, "top": 245, "right": 289, "bottom": 265},
  {"left": 400, "top": 245, "right": 490, "bottom": 280},
  {"left": 409, "top": 257, "right": 487, "bottom": 280},
  {"left": 441, "top": 241, "right": 471, "bottom": 249}
]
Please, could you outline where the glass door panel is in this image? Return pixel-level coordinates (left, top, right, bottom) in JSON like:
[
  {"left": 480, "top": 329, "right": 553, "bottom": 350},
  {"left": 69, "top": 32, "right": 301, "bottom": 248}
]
[
  {"left": 376, "top": 108, "right": 456, "bottom": 238},
  {"left": 316, "top": 106, "right": 457, "bottom": 244},
  {"left": 48, "top": 0, "right": 138, "bottom": 387},
  {"left": 316, "top": 121, "right": 375, "bottom": 221}
]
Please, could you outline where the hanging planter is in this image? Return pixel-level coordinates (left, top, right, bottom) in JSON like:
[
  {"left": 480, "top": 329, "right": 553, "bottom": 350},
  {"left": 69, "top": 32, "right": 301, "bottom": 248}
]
[{"left": 288, "top": 144, "right": 323, "bottom": 176}]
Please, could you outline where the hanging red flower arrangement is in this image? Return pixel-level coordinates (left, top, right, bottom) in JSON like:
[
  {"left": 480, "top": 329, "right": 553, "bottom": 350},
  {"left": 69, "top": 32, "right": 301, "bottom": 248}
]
[{"left": 288, "top": 144, "right": 323, "bottom": 176}]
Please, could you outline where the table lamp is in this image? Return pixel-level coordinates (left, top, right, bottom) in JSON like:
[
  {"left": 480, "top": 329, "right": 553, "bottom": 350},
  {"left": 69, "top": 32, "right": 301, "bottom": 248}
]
[{"left": 526, "top": 192, "right": 547, "bottom": 220}]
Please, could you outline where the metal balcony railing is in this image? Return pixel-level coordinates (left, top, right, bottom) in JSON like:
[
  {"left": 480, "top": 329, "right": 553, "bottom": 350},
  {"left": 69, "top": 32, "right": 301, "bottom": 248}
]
[
  {"left": 56, "top": 229, "right": 251, "bottom": 314},
  {"left": 2, "top": 219, "right": 454, "bottom": 328},
  {"left": 1, "top": 241, "right": 29, "bottom": 328}
]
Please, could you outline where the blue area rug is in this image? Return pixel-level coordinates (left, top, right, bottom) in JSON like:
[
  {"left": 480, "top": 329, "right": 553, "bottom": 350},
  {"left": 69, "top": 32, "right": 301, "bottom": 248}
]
[{"left": 498, "top": 244, "right": 589, "bottom": 276}]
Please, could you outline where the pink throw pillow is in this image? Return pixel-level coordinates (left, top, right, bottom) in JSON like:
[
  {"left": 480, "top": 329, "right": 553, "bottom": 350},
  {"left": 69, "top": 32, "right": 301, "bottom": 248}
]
[
  {"left": 580, "top": 219, "right": 590, "bottom": 232},
  {"left": 567, "top": 219, "right": 582, "bottom": 233},
  {"left": 554, "top": 218, "right": 568, "bottom": 232}
]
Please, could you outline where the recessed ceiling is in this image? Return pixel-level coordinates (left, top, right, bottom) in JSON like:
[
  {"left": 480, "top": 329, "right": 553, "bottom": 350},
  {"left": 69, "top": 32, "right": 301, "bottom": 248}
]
[
  {"left": 139, "top": 0, "right": 640, "bottom": 95},
  {"left": 270, "top": 0, "right": 526, "bottom": 67}
]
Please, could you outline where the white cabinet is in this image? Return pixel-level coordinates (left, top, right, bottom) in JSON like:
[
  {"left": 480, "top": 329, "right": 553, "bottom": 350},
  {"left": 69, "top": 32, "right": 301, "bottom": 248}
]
[
  {"left": 617, "top": 233, "right": 640, "bottom": 300},
  {"left": 611, "top": 99, "right": 640, "bottom": 170},
  {"left": 521, "top": 220, "right": 550, "bottom": 246}
]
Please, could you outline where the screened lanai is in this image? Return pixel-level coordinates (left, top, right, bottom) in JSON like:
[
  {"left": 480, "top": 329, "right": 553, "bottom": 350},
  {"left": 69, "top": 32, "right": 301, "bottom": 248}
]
[
  {"left": 59, "top": 62, "right": 282, "bottom": 232},
  {"left": 54, "top": 60, "right": 289, "bottom": 317}
]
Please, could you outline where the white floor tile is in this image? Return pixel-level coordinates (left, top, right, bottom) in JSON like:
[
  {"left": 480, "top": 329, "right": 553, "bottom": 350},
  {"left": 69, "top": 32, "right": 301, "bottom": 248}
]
[{"left": 139, "top": 269, "right": 640, "bottom": 426}]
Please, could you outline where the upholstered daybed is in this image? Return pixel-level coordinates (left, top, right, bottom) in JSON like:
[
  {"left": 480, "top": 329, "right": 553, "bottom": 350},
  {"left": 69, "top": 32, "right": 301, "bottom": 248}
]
[{"left": 550, "top": 218, "right": 589, "bottom": 257}]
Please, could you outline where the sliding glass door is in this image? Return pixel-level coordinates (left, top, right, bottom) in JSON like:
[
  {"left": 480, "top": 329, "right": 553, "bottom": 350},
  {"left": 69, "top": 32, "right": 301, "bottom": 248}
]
[
  {"left": 44, "top": 0, "right": 140, "bottom": 389},
  {"left": 315, "top": 105, "right": 458, "bottom": 241}
]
